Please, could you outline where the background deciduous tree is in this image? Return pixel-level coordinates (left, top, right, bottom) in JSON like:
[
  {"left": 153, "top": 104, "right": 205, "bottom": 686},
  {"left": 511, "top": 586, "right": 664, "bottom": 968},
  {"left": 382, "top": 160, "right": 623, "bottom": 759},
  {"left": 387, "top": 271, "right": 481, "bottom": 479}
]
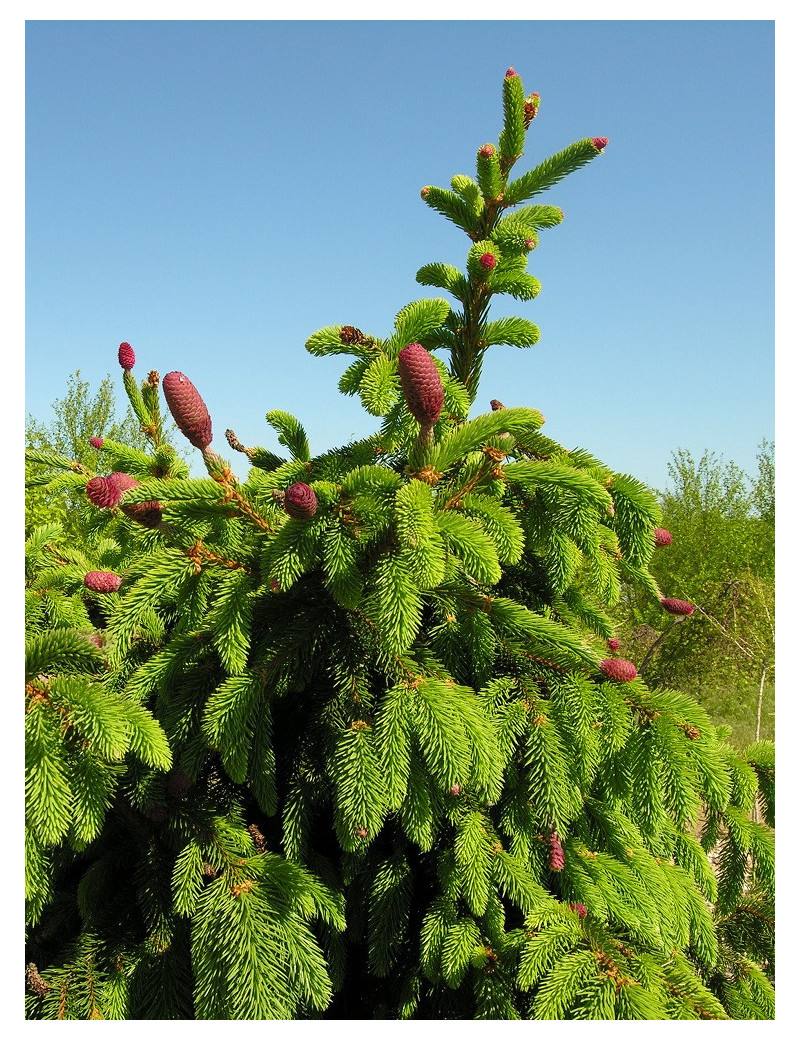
[
  {"left": 25, "top": 370, "right": 182, "bottom": 538},
  {"left": 615, "top": 443, "right": 774, "bottom": 746}
]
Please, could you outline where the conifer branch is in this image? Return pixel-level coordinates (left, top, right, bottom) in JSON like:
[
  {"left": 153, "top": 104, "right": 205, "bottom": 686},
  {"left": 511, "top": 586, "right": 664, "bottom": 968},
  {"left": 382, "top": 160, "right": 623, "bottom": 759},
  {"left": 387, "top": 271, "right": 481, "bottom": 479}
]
[
  {"left": 210, "top": 473, "right": 276, "bottom": 534},
  {"left": 441, "top": 457, "right": 503, "bottom": 511},
  {"left": 184, "top": 540, "right": 250, "bottom": 575},
  {"left": 638, "top": 617, "right": 684, "bottom": 675}
]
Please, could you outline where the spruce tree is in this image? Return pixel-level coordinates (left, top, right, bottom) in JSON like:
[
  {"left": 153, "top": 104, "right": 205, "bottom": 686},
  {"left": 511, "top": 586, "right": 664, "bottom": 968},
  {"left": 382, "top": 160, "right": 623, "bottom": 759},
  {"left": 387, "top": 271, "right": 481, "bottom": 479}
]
[{"left": 25, "top": 69, "right": 774, "bottom": 1021}]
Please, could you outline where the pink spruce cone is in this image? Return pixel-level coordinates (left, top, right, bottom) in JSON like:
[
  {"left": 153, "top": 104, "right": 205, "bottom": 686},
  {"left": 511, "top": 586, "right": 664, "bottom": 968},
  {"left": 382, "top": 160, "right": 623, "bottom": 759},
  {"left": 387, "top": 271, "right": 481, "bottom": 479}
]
[
  {"left": 570, "top": 902, "right": 587, "bottom": 918},
  {"left": 479, "top": 143, "right": 496, "bottom": 157},
  {"left": 607, "top": 638, "right": 621, "bottom": 652},
  {"left": 397, "top": 343, "right": 444, "bottom": 427},
  {"left": 107, "top": 471, "right": 140, "bottom": 495},
  {"left": 89, "top": 437, "right": 104, "bottom": 449},
  {"left": 661, "top": 597, "right": 695, "bottom": 617},
  {"left": 121, "top": 499, "right": 164, "bottom": 529},
  {"left": 84, "top": 571, "right": 122, "bottom": 593},
  {"left": 524, "top": 238, "right": 537, "bottom": 250},
  {"left": 86, "top": 476, "right": 119, "bottom": 509},
  {"left": 479, "top": 253, "right": 497, "bottom": 270},
  {"left": 549, "top": 832, "right": 565, "bottom": 871},
  {"left": 592, "top": 137, "right": 609, "bottom": 151},
  {"left": 600, "top": 658, "right": 638, "bottom": 682},
  {"left": 284, "top": 482, "right": 318, "bottom": 521},
  {"left": 162, "top": 371, "right": 213, "bottom": 450},
  {"left": 450, "top": 784, "right": 461, "bottom": 796},
  {"left": 118, "top": 342, "right": 136, "bottom": 370},
  {"left": 106, "top": 472, "right": 163, "bottom": 527},
  {"left": 654, "top": 527, "right": 672, "bottom": 547},
  {"left": 505, "top": 67, "right": 518, "bottom": 78},
  {"left": 86, "top": 472, "right": 141, "bottom": 509}
]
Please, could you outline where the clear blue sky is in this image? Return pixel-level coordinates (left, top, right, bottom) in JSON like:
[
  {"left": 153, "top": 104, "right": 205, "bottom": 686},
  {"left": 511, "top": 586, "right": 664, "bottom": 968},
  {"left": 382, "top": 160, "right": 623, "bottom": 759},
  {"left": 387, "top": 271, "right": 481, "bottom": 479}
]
[{"left": 25, "top": 19, "right": 775, "bottom": 490}]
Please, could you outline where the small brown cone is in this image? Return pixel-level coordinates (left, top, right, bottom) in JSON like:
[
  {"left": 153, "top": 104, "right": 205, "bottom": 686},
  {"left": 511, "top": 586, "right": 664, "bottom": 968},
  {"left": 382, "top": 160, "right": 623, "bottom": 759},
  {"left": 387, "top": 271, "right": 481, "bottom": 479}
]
[
  {"left": 26, "top": 963, "right": 51, "bottom": 998},
  {"left": 121, "top": 500, "right": 164, "bottom": 529},
  {"left": 339, "top": 325, "right": 372, "bottom": 346},
  {"left": 248, "top": 823, "right": 267, "bottom": 853}
]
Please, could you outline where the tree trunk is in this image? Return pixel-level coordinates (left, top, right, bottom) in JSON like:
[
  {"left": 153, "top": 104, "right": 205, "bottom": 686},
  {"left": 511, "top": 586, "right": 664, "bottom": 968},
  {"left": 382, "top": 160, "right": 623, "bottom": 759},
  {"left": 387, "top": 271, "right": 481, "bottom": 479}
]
[
  {"left": 752, "top": 662, "right": 769, "bottom": 825},
  {"left": 755, "top": 662, "right": 767, "bottom": 743}
]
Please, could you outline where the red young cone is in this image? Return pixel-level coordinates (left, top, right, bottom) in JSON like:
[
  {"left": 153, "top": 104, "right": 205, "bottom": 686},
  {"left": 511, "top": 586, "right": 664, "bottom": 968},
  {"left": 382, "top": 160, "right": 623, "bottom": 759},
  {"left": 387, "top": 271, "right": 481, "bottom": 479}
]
[
  {"left": 505, "top": 67, "right": 518, "bottom": 78},
  {"left": 607, "top": 638, "right": 621, "bottom": 652},
  {"left": 85, "top": 476, "right": 118, "bottom": 509},
  {"left": 660, "top": 597, "right": 695, "bottom": 617},
  {"left": 548, "top": 832, "right": 565, "bottom": 871},
  {"left": 88, "top": 471, "right": 140, "bottom": 508},
  {"left": 84, "top": 571, "right": 122, "bottom": 593},
  {"left": 89, "top": 437, "right": 104, "bottom": 449},
  {"left": 600, "top": 658, "right": 638, "bottom": 682},
  {"left": 118, "top": 342, "right": 136, "bottom": 370},
  {"left": 479, "top": 253, "right": 497, "bottom": 270},
  {"left": 397, "top": 343, "right": 444, "bottom": 427},
  {"left": 570, "top": 903, "right": 587, "bottom": 919},
  {"left": 284, "top": 482, "right": 318, "bottom": 520},
  {"left": 591, "top": 137, "right": 609, "bottom": 151},
  {"left": 479, "top": 143, "right": 496, "bottom": 157},
  {"left": 121, "top": 500, "right": 164, "bottom": 529},
  {"left": 107, "top": 471, "right": 140, "bottom": 495},
  {"left": 654, "top": 527, "right": 673, "bottom": 547},
  {"left": 163, "top": 371, "right": 213, "bottom": 450}
]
